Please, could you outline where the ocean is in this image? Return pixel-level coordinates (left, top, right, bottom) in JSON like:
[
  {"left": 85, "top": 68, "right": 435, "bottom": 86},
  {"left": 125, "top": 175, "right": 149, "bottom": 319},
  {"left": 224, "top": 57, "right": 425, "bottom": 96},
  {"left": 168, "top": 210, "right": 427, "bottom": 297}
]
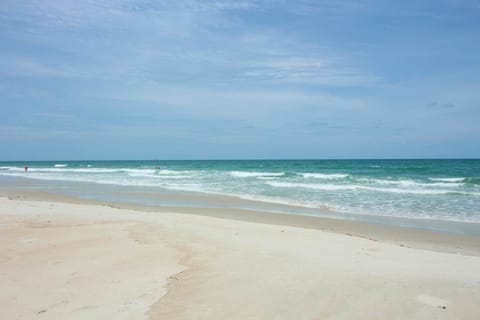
[{"left": 1, "top": 159, "right": 479, "bottom": 234}]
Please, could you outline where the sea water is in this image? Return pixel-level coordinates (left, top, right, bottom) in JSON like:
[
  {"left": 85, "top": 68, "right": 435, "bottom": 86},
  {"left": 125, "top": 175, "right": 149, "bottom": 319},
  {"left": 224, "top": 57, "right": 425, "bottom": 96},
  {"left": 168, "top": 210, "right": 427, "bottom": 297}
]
[{"left": 1, "top": 159, "right": 479, "bottom": 233}]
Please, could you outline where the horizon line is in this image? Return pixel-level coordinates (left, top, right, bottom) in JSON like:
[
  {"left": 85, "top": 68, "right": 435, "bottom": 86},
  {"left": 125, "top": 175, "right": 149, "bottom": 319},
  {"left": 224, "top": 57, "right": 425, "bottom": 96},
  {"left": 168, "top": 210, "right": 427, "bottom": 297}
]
[{"left": 2, "top": 158, "right": 480, "bottom": 162}]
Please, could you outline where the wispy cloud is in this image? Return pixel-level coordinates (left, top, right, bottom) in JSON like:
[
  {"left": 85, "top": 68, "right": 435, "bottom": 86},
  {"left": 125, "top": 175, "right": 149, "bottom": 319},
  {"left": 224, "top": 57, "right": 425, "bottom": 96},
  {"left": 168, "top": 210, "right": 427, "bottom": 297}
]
[
  {"left": 0, "top": 0, "right": 374, "bottom": 87},
  {"left": 0, "top": 55, "right": 80, "bottom": 78},
  {"left": 1, "top": 0, "right": 479, "bottom": 158}
]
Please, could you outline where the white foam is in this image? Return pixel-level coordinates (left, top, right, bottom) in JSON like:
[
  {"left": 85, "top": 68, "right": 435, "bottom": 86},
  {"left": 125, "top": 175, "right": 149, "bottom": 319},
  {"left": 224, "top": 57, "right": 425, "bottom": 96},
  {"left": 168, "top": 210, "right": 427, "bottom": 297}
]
[
  {"left": 0, "top": 166, "right": 24, "bottom": 172},
  {"left": 121, "top": 168, "right": 156, "bottom": 175},
  {"left": 126, "top": 172, "right": 161, "bottom": 179},
  {"left": 127, "top": 172, "right": 190, "bottom": 180},
  {"left": 360, "top": 186, "right": 455, "bottom": 195},
  {"left": 267, "top": 181, "right": 356, "bottom": 191},
  {"left": 156, "top": 169, "right": 199, "bottom": 175},
  {"left": 0, "top": 166, "right": 195, "bottom": 182},
  {"left": 28, "top": 168, "right": 120, "bottom": 173},
  {"left": 429, "top": 177, "right": 466, "bottom": 183},
  {"left": 156, "top": 169, "right": 178, "bottom": 174},
  {"left": 0, "top": 166, "right": 118, "bottom": 173},
  {"left": 230, "top": 171, "right": 285, "bottom": 178},
  {"left": 231, "top": 194, "right": 337, "bottom": 211},
  {"left": 426, "top": 182, "right": 464, "bottom": 188},
  {"left": 54, "top": 164, "right": 68, "bottom": 168},
  {"left": 0, "top": 170, "right": 200, "bottom": 189},
  {"left": 362, "top": 178, "right": 463, "bottom": 188},
  {"left": 302, "top": 173, "right": 349, "bottom": 179},
  {"left": 267, "top": 181, "right": 476, "bottom": 196}
]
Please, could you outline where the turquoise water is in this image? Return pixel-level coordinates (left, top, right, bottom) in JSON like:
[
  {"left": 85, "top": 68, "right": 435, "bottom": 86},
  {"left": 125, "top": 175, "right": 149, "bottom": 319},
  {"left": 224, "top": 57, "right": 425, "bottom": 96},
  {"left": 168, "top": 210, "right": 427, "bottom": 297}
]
[{"left": 1, "top": 159, "right": 480, "bottom": 229}]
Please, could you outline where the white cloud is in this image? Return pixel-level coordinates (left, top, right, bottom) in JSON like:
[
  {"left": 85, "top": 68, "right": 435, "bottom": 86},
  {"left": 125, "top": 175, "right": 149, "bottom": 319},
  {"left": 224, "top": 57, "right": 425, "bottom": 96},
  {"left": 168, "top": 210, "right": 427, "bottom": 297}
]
[
  {"left": 0, "top": 0, "right": 376, "bottom": 88},
  {"left": 0, "top": 55, "right": 79, "bottom": 78}
]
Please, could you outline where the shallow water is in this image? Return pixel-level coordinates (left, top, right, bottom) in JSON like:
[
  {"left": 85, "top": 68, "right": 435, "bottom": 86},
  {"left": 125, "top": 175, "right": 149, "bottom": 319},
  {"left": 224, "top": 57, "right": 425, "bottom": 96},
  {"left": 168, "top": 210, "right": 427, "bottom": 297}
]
[{"left": 1, "top": 159, "right": 479, "bottom": 233}]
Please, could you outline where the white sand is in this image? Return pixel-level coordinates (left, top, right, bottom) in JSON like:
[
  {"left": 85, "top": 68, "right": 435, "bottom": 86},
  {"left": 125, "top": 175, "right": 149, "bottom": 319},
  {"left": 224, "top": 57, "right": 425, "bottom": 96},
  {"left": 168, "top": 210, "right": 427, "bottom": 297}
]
[{"left": 1, "top": 196, "right": 480, "bottom": 319}]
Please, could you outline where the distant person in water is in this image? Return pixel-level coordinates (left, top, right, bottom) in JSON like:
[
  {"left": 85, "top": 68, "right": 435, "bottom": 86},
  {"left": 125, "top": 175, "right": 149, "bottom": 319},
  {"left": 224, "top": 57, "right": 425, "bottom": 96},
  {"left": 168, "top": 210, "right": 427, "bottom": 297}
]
[
  {"left": 156, "top": 166, "right": 161, "bottom": 170},
  {"left": 24, "top": 166, "right": 28, "bottom": 172}
]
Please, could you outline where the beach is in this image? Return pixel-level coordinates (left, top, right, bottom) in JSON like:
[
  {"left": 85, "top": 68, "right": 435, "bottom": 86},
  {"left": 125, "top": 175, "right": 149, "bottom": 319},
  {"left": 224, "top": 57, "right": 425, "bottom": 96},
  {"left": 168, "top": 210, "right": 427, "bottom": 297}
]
[
  {"left": 3, "top": 0, "right": 480, "bottom": 318},
  {"left": 1, "top": 192, "right": 480, "bottom": 319}
]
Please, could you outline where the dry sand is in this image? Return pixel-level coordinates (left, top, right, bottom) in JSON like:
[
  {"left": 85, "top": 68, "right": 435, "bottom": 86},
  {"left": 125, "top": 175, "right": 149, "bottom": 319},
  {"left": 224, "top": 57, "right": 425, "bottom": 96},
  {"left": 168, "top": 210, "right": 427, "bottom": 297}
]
[{"left": 1, "top": 195, "right": 480, "bottom": 319}]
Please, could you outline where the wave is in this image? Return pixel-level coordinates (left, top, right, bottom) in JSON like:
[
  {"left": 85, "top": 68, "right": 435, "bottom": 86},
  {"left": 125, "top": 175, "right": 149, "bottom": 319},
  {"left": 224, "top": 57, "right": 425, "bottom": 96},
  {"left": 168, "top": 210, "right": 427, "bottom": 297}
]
[
  {"left": 155, "top": 169, "right": 200, "bottom": 175},
  {"left": 267, "top": 181, "right": 356, "bottom": 191},
  {"left": 467, "top": 178, "right": 480, "bottom": 186},
  {"left": 0, "top": 169, "right": 203, "bottom": 190},
  {"left": 126, "top": 172, "right": 162, "bottom": 179},
  {"left": 267, "top": 181, "right": 479, "bottom": 196},
  {"left": 363, "top": 178, "right": 464, "bottom": 188},
  {"left": 230, "top": 171, "right": 285, "bottom": 178},
  {"left": 54, "top": 164, "right": 68, "bottom": 168},
  {"left": 0, "top": 166, "right": 122, "bottom": 173},
  {"left": 0, "top": 166, "right": 32, "bottom": 172},
  {"left": 429, "top": 177, "right": 466, "bottom": 183},
  {"left": 127, "top": 172, "right": 191, "bottom": 180},
  {"left": 424, "top": 182, "right": 464, "bottom": 188},
  {"left": 360, "top": 186, "right": 462, "bottom": 195},
  {"left": 156, "top": 169, "right": 178, "bottom": 174},
  {"left": 230, "top": 194, "right": 336, "bottom": 211},
  {"left": 0, "top": 166, "right": 200, "bottom": 179},
  {"left": 30, "top": 168, "right": 121, "bottom": 173},
  {"left": 302, "top": 173, "right": 349, "bottom": 179},
  {"left": 121, "top": 168, "right": 156, "bottom": 175}
]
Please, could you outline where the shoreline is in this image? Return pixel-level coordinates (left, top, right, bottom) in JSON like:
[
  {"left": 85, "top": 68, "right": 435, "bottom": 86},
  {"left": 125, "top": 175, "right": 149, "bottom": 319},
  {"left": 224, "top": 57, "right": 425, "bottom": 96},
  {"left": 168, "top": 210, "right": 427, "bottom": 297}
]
[
  {"left": 2, "top": 189, "right": 480, "bottom": 256},
  {"left": 1, "top": 159, "right": 479, "bottom": 236},
  {"left": 2, "top": 191, "right": 480, "bottom": 319}
]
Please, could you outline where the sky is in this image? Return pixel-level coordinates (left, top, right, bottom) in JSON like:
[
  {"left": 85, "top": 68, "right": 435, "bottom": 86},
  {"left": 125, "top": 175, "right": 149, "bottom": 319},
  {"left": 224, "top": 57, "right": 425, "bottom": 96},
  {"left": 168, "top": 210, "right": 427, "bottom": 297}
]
[{"left": 1, "top": 0, "right": 479, "bottom": 160}]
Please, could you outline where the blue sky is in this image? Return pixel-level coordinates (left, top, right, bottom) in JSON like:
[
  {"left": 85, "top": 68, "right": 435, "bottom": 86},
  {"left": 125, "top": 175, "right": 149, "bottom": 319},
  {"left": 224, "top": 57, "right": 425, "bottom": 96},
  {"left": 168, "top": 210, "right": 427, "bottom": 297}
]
[{"left": 1, "top": 0, "right": 479, "bottom": 160}]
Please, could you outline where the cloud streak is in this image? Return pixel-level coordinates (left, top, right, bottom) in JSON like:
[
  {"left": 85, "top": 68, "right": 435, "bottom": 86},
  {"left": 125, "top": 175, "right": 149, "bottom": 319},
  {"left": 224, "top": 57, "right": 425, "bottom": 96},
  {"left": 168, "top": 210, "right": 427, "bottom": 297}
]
[
  {"left": 0, "top": 0, "right": 479, "bottom": 159},
  {"left": 0, "top": 0, "right": 374, "bottom": 87}
]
